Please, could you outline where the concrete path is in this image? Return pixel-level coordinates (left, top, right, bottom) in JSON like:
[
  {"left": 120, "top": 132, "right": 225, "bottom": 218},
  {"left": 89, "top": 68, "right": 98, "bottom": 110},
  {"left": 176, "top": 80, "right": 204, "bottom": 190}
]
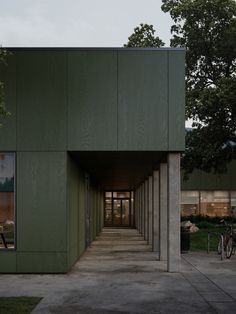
[{"left": 0, "top": 228, "right": 236, "bottom": 313}]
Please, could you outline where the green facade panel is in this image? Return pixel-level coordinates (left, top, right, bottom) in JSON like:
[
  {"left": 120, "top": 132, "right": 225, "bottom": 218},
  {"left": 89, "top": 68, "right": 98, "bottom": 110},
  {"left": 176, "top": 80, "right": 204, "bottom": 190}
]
[
  {"left": 68, "top": 51, "right": 118, "bottom": 151},
  {"left": 181, "top": 160, "right": 236, "bottom": 190},
  {"left": 0, "top": 53, "right": 16, "bottom": 150},
  {"left": 118, "top": 51, "right": 168, "bottom": 151},
  {"left": 0, "top": 252, "right": 17, "bottom": 273},
  {"left": 16, "top": 51, "right": 67, "bottom": 151},
  {"left": 17, "top": 253, "right": 67, "bottom": 273},
  {"left": 67, "top": 154, "right": 90, "bottom": 269},
  {"left": 78, "top": 168, "right": 86, "bottom": 256},
  {"left": 168, "top": 51, "right": 185, "bottom": 150},
  {"left": 67, "top": 155, "right": 80, "bottom": 268},
  {"left": 17, "top": 152, "right": 67, "bottom": 252}
]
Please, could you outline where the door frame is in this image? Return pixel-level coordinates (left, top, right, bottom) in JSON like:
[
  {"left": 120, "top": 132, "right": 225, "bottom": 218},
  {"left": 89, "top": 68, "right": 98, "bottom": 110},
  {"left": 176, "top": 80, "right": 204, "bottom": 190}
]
[
  {"left": 104, "top": 191, "right": 132, "bottom": 227},
  {"left": 112, "top": 198, "right": 131, "bottom": 226}
]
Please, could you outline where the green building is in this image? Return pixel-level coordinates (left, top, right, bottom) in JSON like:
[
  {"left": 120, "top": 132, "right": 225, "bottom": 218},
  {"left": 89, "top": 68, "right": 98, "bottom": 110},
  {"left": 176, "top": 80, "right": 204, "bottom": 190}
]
[
  {"left": 0, "top": 47, "right": 185, "bottom": 273},
  {"left": 181, "top": 161, "right": 236, "bottom": 218}
]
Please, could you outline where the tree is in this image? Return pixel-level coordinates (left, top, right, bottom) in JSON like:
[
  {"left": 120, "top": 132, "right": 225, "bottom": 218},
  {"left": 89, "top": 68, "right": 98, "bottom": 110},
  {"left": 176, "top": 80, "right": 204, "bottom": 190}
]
[
  {"left": 124, "top": 23, "right": 165, "bottom": 47},
  {"left": 162, "top": 0, "right": 236, "bottom": 176},
  {"left": 0, "top": 48, "right": 10, "bottom": 125}
]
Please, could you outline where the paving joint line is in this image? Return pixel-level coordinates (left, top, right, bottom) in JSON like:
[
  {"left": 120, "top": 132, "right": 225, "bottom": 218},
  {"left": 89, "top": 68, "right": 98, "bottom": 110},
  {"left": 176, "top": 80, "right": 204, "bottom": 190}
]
[{"left": 182, "top": 255, "right": 236, "bottom": 303}]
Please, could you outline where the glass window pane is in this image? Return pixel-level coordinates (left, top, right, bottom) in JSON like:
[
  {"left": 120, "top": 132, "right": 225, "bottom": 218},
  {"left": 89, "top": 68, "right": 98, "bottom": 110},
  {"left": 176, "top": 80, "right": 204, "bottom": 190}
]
[
  {"left": 200, "top": 191, "right": 230, "bottom": 217},
  {"left": 105, "top": 192, "right": 112, "bottom": 198},
  {"left": 0, "top": 153, "right": 15, "bottom": 249},
  {"left": 113, "top": 191, "right": 130, "bottom": 198},
  {"left": 181, "top": 191, "right": 199, "bottom": 216},
  {"left": 230, "top": 191, "right": 236, "bottom": 217}
]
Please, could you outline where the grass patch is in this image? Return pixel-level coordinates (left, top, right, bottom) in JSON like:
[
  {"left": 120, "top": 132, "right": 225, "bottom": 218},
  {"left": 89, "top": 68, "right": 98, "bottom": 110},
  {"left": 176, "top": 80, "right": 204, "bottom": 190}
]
[
  {"left": 0, "top": 297, "right": 42, "bottom": 314},
  {"left": 190, "top": 225, "right": 224, "bottom": 252}
]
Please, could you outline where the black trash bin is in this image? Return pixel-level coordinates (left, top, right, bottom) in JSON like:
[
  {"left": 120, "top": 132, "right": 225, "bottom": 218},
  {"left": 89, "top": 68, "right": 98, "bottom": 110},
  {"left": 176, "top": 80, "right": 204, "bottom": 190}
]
[{"left": 181, "top": 226, "right": 190, "bottom": 253}]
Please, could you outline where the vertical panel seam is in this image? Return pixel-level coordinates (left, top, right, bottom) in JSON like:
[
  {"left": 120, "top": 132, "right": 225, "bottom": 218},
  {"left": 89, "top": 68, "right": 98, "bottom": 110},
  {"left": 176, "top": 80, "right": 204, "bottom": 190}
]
[
  {"left": 66, "top": 52, "right": 69, "bottom": 152},
  {"left": 117, "top": 50, "right": 119, "bottom": 151},
  {"left": 167, "top": 51, "right": 170, "bottom": 151}
]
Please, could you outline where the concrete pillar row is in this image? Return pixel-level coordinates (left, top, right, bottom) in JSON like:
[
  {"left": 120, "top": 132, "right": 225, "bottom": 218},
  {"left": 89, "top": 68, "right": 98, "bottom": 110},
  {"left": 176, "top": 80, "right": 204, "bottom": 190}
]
[
  {"left": 167, "top": 153, "right": 181, "bottom": 273},
  {"left": 144, "top": 179, "right": 149, "bottom": 242},
  {"left": 152, "top": 170, "right": 159, "bottom": 252},
  {"left": 148, "top": 176, "right": 153, "bottom": 246},
  {"left": 159, "top": 163, "right": 167, "bottom": 261}
]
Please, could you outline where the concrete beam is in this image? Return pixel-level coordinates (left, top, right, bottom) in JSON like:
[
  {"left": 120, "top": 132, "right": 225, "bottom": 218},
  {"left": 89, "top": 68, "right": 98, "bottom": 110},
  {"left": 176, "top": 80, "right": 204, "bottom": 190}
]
[
  {"left": 148, "top": 176, "right": 153, "bottom": 245},
  {"left": 152, "top": 170, "right": 159, "bottom": 252},
  {"left": 160, "top": 163, "right": 167, "bottom": 261},
  {"left": 167, "top": 153, "right": 181, "bottom": 273}
]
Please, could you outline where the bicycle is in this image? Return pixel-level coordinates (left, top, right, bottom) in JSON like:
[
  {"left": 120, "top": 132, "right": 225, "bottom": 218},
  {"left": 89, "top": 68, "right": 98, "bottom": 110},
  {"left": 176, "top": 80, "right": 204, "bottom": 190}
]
[{"left": 217, "top": 219, "right": 236, "bottom": 259}]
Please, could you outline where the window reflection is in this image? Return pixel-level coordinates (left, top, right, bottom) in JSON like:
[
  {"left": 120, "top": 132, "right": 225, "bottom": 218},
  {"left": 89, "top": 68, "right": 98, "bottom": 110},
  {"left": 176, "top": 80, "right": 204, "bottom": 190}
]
[
  {"left": 181, "top": 191, "right": 199, "bottom": 216},
  {"left": 0, "top": 153, "right": 15, "bottom": 249},
  {"left": 200, "top": 191, "right": 230, "bottom": 217}
]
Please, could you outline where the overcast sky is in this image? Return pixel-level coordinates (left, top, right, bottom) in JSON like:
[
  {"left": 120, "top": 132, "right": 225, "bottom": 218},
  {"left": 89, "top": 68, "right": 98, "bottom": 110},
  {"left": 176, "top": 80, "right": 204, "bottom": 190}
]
[{"left": 0, "top": 0, "right": 172, "bottom": 47}]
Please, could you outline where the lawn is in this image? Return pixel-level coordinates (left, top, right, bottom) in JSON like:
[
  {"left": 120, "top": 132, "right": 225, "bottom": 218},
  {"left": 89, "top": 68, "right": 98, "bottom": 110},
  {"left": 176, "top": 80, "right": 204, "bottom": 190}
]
[
  {"left": 190, "top": 225, "right": 225, "bottom": 252},
  {"left": 0, "top": 297, "right": 42, "bottom": 314}
]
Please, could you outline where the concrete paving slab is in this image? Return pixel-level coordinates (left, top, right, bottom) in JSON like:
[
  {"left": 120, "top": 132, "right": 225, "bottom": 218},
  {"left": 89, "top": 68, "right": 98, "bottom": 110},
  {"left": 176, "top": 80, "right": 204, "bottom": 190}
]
[{"left": 1, "top": 228, "right": 236, "bottom": 313}]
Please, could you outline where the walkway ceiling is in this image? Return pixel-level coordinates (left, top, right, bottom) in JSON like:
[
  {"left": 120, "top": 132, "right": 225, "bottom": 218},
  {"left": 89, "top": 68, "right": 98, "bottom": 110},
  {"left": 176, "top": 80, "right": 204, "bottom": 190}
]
[{"left": 70, "top": 151, "right": 167, "bottom": 190}]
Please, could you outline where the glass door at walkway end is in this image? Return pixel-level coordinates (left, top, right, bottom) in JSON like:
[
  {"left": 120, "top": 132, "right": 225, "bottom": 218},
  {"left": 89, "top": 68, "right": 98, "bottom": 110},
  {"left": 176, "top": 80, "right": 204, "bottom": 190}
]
[{"left": 104, "top": 191, "right": 133, "bottom": 227}]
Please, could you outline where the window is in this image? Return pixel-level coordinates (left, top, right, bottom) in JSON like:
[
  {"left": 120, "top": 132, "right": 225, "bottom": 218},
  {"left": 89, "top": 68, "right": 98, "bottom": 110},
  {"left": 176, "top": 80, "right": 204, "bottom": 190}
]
[
  {"left": 0, "top": 153, "right": 15, "bottom": 249},
  {"left": 200, "top": 191, "right": 230, "bottom": 217},
  {"left": 181, "top": 191, "right": 199, "bottom": 216},
  {"left": 230, "top": 191, "right": 236, "bottom": 217}
]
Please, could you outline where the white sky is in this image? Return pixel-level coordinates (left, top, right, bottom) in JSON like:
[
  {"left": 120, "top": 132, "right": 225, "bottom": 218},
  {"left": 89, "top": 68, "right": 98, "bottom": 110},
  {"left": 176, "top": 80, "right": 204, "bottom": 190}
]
[{"left": 0, "top": 0, "right": 172, "bottom": 47}]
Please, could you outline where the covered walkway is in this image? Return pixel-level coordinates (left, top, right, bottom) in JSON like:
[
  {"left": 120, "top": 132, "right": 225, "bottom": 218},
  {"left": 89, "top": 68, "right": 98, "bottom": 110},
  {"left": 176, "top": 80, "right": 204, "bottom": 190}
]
[{"left": 1, "top": 228, "right": 236, "bottom": 313}]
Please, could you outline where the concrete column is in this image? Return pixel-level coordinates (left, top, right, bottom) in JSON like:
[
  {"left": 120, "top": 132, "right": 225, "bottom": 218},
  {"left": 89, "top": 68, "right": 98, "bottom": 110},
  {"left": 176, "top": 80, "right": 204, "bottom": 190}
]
[
  {"left": 138, "top": 186, "right": 141, "bottom": 233},
  {"left": 142, "top": 183, "right": 145, "bottom": 237},
  {"left": 144, "top": 179, "right": 149, "bottom": 241},
  {"left": 167, "top": 153, "right": 181, "bottom": 273},
  {"left": 141, "top": 183, "right": 144, "bottom": 236},
  {"left": 160, "top": 163, "right": 167, "bottom": 261},
  {"left": 152, "top": 170, "right": 159, "bottom": 252},
  {"left": 137, "top": 188, "right": 140, "bottom": 232},
  {"left": 134, "top": 190, "right": 137, "bottom": 229},
  {"left": 148, "top": 176, "right": 153, "bottom": 245}
]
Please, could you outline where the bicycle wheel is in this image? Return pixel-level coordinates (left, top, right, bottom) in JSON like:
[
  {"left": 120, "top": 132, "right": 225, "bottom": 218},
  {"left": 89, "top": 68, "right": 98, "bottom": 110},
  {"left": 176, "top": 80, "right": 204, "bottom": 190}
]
[
  {"left": 217, "top": 236, "right": 223, "bottom": 255},
  {"left": 226, "top": 237, "right": 233, "bottom": 258}
]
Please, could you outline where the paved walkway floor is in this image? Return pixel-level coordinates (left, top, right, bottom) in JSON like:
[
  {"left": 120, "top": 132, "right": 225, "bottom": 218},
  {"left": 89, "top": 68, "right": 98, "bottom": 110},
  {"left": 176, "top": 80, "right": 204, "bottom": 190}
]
[{"left": 1, "top": 228, "right": 236, "bottom": 313}]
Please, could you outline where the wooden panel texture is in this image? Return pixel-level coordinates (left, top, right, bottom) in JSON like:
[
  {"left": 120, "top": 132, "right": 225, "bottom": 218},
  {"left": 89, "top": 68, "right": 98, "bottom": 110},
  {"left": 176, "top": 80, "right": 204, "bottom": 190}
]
[
  {"left": 17, "top": 152, "right": 67, "bottom": 252},
  {"left": 17, "top": 51, "right": 67, "bottom": 151},
  {"left": 0, "top": 53, "right": 16, "bottom": 150},
  {"left": 118, "top": 51, "right": 168, "bottom": 150},
  {"left": 68, "top": 51, "right": 118, "bottom": 150},
  {"left": 168, "top": 50, "right": 185, "bottom": 151}
]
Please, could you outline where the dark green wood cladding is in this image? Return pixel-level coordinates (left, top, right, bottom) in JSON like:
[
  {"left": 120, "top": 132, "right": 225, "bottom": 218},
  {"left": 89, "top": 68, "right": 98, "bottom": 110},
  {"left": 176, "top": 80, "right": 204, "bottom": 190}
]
[
  {"left": 0, "top": 53, "right": 16, "bottom": 150},
  {"left": 168, "top": 51, "right": 185, "bottom": 150},
  {"left": 68, "top": 51, "right": 118, "bottom": 150},
  {"left": 16, "top": 52, "right": 67, "bottom": 151},
  {"left": 0, "top": 48, "right": 185, "bottom": 152},
  {"left": 0, "top": 252, "right": 17, "bottom": 273},
  {"left": 181, "top": 160, "right": 236, "bottom": 190},
  {"left": 118, "top": 51, "right": 168, "bottom": 150},
  {"left": 17, "top": 152, "right": 67, "bottom": 252}
]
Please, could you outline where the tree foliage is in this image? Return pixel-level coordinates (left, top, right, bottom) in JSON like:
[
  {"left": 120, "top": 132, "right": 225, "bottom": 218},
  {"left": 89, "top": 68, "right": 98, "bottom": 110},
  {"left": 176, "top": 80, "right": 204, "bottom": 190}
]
[
  {"left": 124, "top": 23, "right": 165, "bottom": 47},
  {"left": 162, "top": 0, "right": 236, "bottom": 176},
  {"left": 0, "top": 48, "right": 10, "bottom": 124}
]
